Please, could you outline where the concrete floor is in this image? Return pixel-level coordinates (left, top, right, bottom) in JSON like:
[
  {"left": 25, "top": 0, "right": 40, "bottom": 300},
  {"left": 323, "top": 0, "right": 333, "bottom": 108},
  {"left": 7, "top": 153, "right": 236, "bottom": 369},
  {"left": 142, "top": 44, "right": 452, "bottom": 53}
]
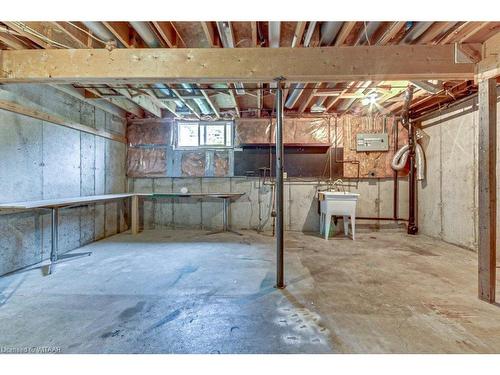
[{"left": 1, "top": 228, "right": 499, "bottom": 353}]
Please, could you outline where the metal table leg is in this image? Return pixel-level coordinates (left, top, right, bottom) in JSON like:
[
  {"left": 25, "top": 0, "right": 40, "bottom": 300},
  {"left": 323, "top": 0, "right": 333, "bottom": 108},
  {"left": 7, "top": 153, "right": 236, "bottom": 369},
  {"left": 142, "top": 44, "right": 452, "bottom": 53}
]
[
  {"left": 206, "top": 197, "right": 242, "bottom": 236},
  {"left": 46, "top": 207, "right": 91, "bottom": 275}
]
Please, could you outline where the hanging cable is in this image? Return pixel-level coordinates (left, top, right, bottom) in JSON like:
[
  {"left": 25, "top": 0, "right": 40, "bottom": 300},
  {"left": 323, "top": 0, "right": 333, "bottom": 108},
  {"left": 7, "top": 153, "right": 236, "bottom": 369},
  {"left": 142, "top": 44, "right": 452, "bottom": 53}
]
[{"left": 65, "top": 22, "right": 107, "bottom": 45}]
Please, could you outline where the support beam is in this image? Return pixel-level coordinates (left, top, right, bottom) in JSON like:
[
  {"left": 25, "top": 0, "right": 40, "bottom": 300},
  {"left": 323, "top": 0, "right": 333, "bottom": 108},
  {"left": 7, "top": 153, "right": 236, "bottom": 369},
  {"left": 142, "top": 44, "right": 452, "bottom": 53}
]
[
  {"left": 0, "top": 45, "right": 475, "bottom": 84},
  {"left": 478, "top": 78, "right": 497, "bottom": 303},
  {"left": 275, "top": 80, "right": 285, "bottom": 289},
  {"left": 476, "top": 33, "right": 500, "bottom": 81}
]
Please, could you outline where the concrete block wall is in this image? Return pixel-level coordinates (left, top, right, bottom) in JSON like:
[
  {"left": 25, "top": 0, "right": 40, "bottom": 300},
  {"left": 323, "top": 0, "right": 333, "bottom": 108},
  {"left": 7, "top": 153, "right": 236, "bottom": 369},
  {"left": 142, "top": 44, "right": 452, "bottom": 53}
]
[
  {"left": 0, "top": 84, "right": 128, "bottom": 275},
  {"left": 418, "top": 100, "right": 500, "bottom": 251},
  {"left": 128, "top": 177, "right": 409, "bottom": 232}
]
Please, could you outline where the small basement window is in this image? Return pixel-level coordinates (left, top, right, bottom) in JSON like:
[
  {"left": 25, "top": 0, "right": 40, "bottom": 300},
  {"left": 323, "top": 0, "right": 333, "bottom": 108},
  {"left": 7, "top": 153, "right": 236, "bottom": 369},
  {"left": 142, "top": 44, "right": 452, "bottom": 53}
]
[{"left": 176, "top": 121, "right": 233, "bottom": 148}]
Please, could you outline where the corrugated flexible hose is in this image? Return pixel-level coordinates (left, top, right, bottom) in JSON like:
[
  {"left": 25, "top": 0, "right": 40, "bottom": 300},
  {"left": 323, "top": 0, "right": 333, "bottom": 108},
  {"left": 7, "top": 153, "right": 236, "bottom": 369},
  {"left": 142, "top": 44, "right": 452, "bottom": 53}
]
[{"left": 391, "top": 143, "right": 425, "bottom": 181}]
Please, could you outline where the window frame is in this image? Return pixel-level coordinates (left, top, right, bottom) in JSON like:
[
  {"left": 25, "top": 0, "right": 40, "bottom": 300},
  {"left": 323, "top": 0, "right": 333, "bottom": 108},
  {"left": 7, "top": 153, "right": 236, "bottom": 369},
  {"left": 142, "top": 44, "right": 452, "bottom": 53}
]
[{"left": 175, "top": 120, "right": 234, "bottom": 149}]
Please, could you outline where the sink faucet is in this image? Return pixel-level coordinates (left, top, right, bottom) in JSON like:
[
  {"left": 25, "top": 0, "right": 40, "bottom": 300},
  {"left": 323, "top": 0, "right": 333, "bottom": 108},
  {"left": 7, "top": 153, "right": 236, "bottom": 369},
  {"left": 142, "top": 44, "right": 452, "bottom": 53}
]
[{"left": 329, "top": 179, "right": 345, "bottom": 193}]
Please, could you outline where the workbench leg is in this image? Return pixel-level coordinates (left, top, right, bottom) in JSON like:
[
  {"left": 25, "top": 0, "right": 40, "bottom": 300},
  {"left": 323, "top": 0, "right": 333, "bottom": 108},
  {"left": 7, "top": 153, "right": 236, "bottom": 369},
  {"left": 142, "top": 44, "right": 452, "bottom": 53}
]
[
  {"left": 222, "top": 198, "right": 228, "bottom": 231},
  {"left": 131, "top": 195, "right": 139, "bottom": 235},
  {"left": 48, "top": 208, "right": 59, "bottom": 274}
]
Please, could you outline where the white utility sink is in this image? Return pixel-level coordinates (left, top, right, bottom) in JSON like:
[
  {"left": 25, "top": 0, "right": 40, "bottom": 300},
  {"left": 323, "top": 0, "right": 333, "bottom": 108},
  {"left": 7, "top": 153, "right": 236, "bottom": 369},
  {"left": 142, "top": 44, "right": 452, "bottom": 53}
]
[{"left": 318, "top": 191, "right": 359, "bottom": 240}]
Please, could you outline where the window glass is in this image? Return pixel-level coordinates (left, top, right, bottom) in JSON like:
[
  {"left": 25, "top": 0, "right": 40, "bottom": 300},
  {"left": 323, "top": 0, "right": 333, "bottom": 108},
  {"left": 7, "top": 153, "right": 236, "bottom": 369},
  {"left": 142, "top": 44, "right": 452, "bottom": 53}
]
[
  {"left": 178, "top": 123, "right": 199, "bottom": 146},
  {"left": 205, "top": 125, "right": 225, "bottom": 146},
  {"left": 176, "top": 121, "right": 233, "bottom": 148}
]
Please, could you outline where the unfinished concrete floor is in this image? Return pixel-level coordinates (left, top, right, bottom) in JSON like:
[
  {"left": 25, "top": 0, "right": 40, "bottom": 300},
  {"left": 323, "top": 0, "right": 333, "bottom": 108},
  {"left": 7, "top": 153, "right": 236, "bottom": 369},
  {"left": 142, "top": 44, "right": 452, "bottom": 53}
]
[{"left": 1, "top": 228, "right": 499, "bottom": 353}]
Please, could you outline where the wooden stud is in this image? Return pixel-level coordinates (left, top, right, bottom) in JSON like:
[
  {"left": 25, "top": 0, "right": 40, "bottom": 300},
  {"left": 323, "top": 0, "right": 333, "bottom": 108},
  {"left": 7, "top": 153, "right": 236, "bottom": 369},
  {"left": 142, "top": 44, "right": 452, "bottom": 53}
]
[
  {"left": 477, "top": 77, "right": 497, "bottom": 303},
  {"left": 131, "top": 195, "right": 140, "bottom": 235}
]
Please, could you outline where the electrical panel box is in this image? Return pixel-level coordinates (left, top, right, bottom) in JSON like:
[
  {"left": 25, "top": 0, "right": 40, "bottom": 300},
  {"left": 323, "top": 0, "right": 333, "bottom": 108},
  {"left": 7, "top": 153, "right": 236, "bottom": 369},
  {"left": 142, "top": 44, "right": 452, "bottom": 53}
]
[{"left": 356, "top": 133, "right": 389, "bottom": 152}]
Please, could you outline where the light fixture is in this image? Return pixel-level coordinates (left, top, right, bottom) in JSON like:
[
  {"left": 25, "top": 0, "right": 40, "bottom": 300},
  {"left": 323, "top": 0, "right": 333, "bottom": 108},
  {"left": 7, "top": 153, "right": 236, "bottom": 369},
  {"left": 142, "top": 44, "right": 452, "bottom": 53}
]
[{"left": 362, "top": 93, "right": 378, "bottom": 106}]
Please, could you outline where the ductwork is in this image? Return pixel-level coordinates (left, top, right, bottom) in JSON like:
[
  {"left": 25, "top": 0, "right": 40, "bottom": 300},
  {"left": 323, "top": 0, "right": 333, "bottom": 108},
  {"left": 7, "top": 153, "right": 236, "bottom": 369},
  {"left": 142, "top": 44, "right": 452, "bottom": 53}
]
[
  {"left": 268, "top": 22, "right": 281, "bottom": 48},
  {"left": 391, "top": 133, "right": 426, "bottom": 181},
  {"left": 216, "top": 22, "right": 245, "bottom": 96},
  {"left": 320, "top": 22, "right": 343, "bottom": 46},
  {"left": 153, "top": 84, "right": 183, "bottom": 108},
  {"left": 181, "top": 83, "right": 212, "bottom": 115},
  {"left": 285, "top": 83, "right": 305, "bottom": 109},
  {"left": 83, "top": 22, "right": 123, "bottom": 47},
  {"left": 130, "top": 21, "right": 160, "bottom": 48},
  {"left": 400, "top": 22, "right": 433, "bottom": 44},
  {"left": 285, "top": 22, "right": 317, "bottom": 109}
]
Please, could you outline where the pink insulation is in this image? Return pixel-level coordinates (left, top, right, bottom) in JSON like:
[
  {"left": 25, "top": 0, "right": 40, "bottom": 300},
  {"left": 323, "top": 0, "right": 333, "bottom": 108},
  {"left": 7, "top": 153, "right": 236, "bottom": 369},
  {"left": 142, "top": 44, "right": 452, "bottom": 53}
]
[
  {"left": 181, "top": 151, "right": 206, "bottom": 177},
  {"left": 127, "top": 121, "right": 172, "bottom": 146},
  {"left": 127, "top": 147, "right": 167, "bottom": 177}
]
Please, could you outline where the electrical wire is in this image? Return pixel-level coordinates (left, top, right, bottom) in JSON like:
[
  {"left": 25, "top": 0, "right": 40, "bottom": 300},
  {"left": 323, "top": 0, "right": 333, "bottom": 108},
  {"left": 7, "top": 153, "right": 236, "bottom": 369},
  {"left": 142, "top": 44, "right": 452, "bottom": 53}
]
[
  {"left": 10, "top": 22, "right": 72, "bottom": 49},
  {"left": 65, "top": 22, "right": 107, "bottom": 45}
]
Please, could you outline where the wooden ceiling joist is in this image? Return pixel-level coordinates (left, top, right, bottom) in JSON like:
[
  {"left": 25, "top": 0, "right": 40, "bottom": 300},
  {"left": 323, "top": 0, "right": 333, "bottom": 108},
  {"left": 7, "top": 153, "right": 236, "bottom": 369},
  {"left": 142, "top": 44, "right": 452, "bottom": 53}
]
[
  {"left": 0, "top": 45, "right": 475, "bottom": 84},
  {"left": 102, "top": 22, "right": 133, "bottom": 48}
]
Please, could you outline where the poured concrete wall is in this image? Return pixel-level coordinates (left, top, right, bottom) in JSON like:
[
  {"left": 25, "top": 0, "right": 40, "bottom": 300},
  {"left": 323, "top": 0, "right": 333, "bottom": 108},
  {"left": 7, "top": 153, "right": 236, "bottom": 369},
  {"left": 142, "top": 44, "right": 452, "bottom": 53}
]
[
  {"left": 0, "top": 84, "right": 127, "bottom": 275},
  {"left": 128, "top": 177, "right": 408, "bottom": 232},
  {"left": 418, "top": 99, "right": 500, "bottom": 251}
]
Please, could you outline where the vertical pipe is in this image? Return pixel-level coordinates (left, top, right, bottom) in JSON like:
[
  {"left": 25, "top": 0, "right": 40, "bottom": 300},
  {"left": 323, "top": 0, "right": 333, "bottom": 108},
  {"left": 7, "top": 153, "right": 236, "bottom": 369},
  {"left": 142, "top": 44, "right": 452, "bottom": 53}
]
[
  {"left": 275, "top": 80, "right": 285, "bottom": 289},
  {"left": 407, "top": 120, "right": 418, "bottom": 234},
  {"left": 393, "top": 118, "right": 399, "bottom": 220}
]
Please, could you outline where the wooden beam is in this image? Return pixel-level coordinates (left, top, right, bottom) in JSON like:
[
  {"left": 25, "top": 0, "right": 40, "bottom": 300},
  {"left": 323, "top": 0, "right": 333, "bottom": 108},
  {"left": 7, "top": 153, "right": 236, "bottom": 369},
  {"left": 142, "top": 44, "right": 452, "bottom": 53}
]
[
  {"left": 114, "top": 87, "right": 162, "bottom": 117},
  {"left": 102, "top": 22, "right": 132, "bottom": 48},
  {"left": 152, "top": 21, "right": 182, "bottom": 48},
  {"left": 477, "top": 77, "right": 497, "bottom": 303},
  {"left": 376, "top": 21, "right": 406, "bottom": 45},
  {"left": 2, "top": 22, "right": 53, "bottom": 49},
  {"left": 0, "top": 45, "right": 475, "bottom": 84},
  {"left": 0, "top": 33, "right": 29, "bottom": 49},
  {"left": 0, "top": 98, "right": 126, "bottom": 143},
  {"left": 298, "top": 82, "right": 320, "bottom": 113},
  {"left": 229, "top": 84, "right": 240, "bottom": 118},
  {"left": 200, "top": 88, "right": 220, "bottom": 119},
  {"left": 170, "top": 88, "right": 201, "bottom": 119},
  {"left": 201, "top": 22, "right": 220, "bottom": 48},
  {"left": 85, "top": 87, "right": 144, "bottom": 118},
  {"left": 250, "top": 22, "right": 258, "bottom": 47},
  {"left": 292, "top": 22, "right": 307, "bottom": 47},
  {"left": 51, "top": 22, "right": 90, "bottom": 48},
  {"left": 476, "top": 33, "right": 500, "bottom": 82},
  {"left": 416, "top": 22, "right": 458, "bottom": 44},
  {"left": 334, "top": 22, "right": 357, "bottom": 46}
]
